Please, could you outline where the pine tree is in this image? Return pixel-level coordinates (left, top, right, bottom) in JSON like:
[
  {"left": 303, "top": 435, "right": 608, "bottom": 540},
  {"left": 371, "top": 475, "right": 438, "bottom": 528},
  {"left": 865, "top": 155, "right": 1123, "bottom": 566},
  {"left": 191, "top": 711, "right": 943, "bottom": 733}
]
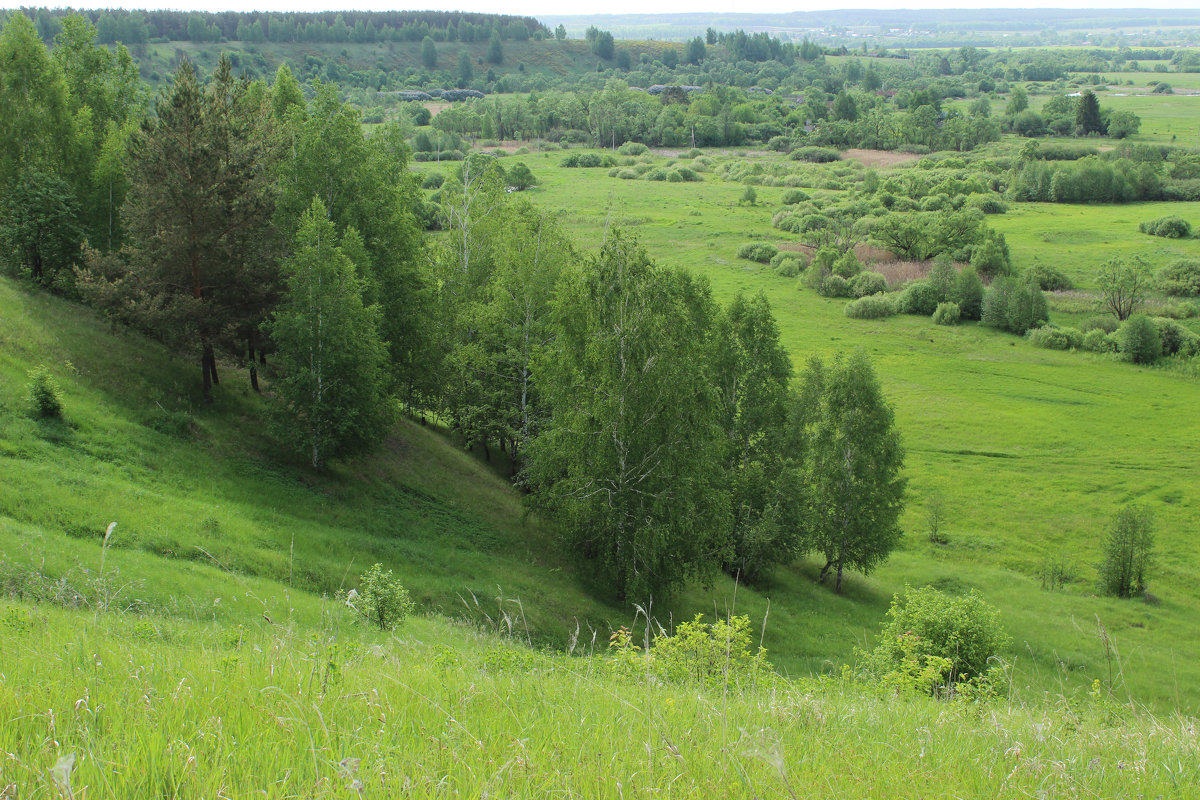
[
  {"left": 421, "top": 35, "right": 437, "bottom": 69},
  {"left": 80, "top": 58, "right": 278, "bottom": 400},
  {"left": 1075, "top": 89, "right": 1103, "bottom": 136},
  {"left": 268, "top": 198, "right": 391, "bottom": 471}
]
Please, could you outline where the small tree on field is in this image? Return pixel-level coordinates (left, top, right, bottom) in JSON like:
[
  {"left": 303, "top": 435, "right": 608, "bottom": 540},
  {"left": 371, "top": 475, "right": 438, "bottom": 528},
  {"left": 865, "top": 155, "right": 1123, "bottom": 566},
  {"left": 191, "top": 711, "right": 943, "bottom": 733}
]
[
  {"left": 740, "top": 186, "right": 757, "bottom": 205},
  {"left": 1097, "top": 256, "right": 1149, "bottom": 321},
  {"left": 926, "top": 490, "right": 947, "bottom": 544},
  {"left": 421, "top": 36, "right": 437, "bottom": 69},
  {"left": 1099, "top": 505, "right": 1154, "bottom": 598},
  {"left": 804, "top": 351, "right": 906, "bottom": 593}
]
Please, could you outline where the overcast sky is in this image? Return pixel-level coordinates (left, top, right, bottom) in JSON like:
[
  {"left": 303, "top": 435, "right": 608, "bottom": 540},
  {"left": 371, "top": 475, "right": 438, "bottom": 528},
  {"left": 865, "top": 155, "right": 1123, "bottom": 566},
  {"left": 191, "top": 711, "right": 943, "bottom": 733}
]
[{"left": 7, "top": 2, "right": 1200, "bottom": 15}]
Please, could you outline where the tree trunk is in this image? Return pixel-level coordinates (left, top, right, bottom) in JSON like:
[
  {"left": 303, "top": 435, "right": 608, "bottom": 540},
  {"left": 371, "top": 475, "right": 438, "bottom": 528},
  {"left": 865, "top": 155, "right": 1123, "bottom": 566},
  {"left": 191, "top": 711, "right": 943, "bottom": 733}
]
[
  {"left": 836, "top": 563, "right": 844, "bottom": 594},
  {"left": 247, "top": 335, "right": 260, "bottom": 392},
  {"left": 482, "top": 438, "right": 491, "bottom": 462},
  {"left": 202, "top": 342, "right": 220, "bottom": 402},
  {"left": 819, "top": 560, "right": 833, "bottom": 583},
  {"left": 201, "top": 343, "right": 213, "bottom": 403}
]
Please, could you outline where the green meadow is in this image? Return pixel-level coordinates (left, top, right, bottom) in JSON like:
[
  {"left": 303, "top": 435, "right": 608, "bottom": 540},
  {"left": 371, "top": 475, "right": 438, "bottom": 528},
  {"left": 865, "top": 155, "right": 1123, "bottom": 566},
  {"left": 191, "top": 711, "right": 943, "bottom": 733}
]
[{"left": 455, "top": 144, "right": 1200, "bottom": 708}]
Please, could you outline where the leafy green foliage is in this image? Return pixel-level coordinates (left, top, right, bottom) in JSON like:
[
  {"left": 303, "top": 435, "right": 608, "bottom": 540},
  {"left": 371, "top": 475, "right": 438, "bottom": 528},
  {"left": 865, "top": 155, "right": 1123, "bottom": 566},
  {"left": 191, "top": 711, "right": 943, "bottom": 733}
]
[
  {"left": 1139, "top": 216, "right": 1192, "bottom": 239},
  {"left": 267, "top": 198, "right": 392, "bottom": 471},
  {"left": 609, "top": 614, "right": 768, "bottom": 690},
  {"left": 1115, "top": 314, "right": 1162, "bottom": 364},
  {"left": 844, "top": 293, "right": 896, "bottom": 319},
  {"left": 1024, "top": 263, "right": 1074, "bottom": 291},
  {"left": 866, "top": 587, "right": 1010, "bottom": 693},
  {"left": 1098, "top": 256, "right": 1151, "bottom": 322},
  {"left": 981, "top": 277, "right": 1048, "bottom": 335},
  {"left": 849, "top": 271, "right": 887, "bottom": 298},
  {"left": 954, "top": 264, "right": 984, "bottom": 320},
  {"left": 737, "top": 242, "right": 778, "bottom": 263},
  {"left": 800, "top": 352, "right": 906, "bottom": 593},
  {"left": 932, "top": 302, "right": 960, "bottom": 326},
  {"left": 1099, "top": 505, "right": 1155, "bottom": 598},
  {"left": 351, "top": 563, "right": 415, "bottom": 630},
  {"left": 526, "top": 231, "right": 727, "bottom": 601},
  {"left": 1157, "top": 259, "right": 1200, "bottom": 297},
  {"left": 26, "top": 365, "right": 63, "bottom": 419}
]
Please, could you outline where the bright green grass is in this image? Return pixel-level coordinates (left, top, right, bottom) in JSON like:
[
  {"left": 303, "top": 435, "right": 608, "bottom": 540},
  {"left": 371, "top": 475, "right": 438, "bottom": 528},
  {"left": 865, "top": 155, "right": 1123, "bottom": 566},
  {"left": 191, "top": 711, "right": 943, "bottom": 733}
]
[
  {"left": 3, "top": 592, "right": 1198, "bottom": 797},
  {"left": 0, "top": 278, "right": 622, "bottom": 643},
  {"left": 990, "top": 201, "right": 1200, "bottom": 289}
]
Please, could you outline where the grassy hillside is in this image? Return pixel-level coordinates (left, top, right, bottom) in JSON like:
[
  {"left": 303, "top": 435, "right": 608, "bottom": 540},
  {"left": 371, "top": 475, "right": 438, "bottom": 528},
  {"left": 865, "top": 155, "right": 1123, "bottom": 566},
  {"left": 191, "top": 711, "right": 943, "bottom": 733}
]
[
  {"left": 0, "top": 276, "right": 623, "bottom": 639},
  {"left": 4, "top": 590, "right": 1198, "bottom": 796}
]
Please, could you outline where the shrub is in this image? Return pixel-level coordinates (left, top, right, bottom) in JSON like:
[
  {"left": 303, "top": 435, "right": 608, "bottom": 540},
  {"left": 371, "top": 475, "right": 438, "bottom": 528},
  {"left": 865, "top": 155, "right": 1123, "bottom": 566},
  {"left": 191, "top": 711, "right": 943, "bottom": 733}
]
[
  {"left": 1082, "top": 329, "right": 1117, "bottom": 353},
  {"left": 832, "top": 250, "right": 862, "bottom": 278},
  {"left": 966, "top": 194, "right": 1008, "bottom": 214},
  {"left": 671, "top": 167, "right": 701, "bottom": 182},
  {"left": 420, "top": 172, "right": 445, "bottom": 189},
  {"left": 616, "top": 141, "right": 649, "bottom": 155},
  {"left": 773, "top": 257, "right": 803, "bottom": 278},
  {"left": 1115, "top": 314, "right": 1162, "bottom": 364},
  {"left": 849, "top": 271, "right": 887, "bottom": 297},
  {"left": 1080, "top": 315, "right": 1118, "bottom": 334},
  {"left": 560, "top": 152, "right": 617, "bottom": 168},
  {"left": 1099, "top": 505, "right": 1155, "bottom": 598},
  {"left": 737, "top": 242, "right": 779, "bottom": 263},
  {"left": 1157, "top": 259, "right": 1200, "bottom": 297},
  {"left": 821, "top": 274, "right": 853, "bottom": 298},
  {"left": 981, "top": 277, "right": 1048, "bottom": 335},
  {"left": 781, "top": 189, "right": 810, "bottom": 205},
  {"left": 1139, "top": 215, "right": 1192, "bottom": 238},
  {"left": 895, "top": 281, "right": 941, "bottom": 316},
  {"left": 766, "top": 135, "right": 794, "bottom": 153},
  {"left": 865, "top": 587, "right": 1010, "bottom": 694},
  {"left": 1027, "top": 324, "right": 1081, "bottom": 350},
  {"left": 616, "top": 168, "right": 639, "bottom": 180},
  {"left": 607, "top": 615, "right": 770, "bottom": 689},
  {"left": 350, "top": 564, "right": 414, "bottom": 630},
  {"left": 932, "top": 302, "right": 961, "bottom": 326},
  {"left": 26, "top": 366, "right": 62, "bottom": 419},
  {"left": 645, "top": 168, "right": 668, "bottom": 181},
  {"left": 1152, "top": 317, "right": 1200, "bottom": 357},
  {"left": 844, "top": 292, "right": 897, "bottom": 319},
  {"left": 927, "top": 257, "right": 957, "bottom": 303},
  {"left": 954, "top": 265, "right": 984, "bottom": 320},
  {"left": 1024, "top": 263, "right": 1073, "bottom": 291},
  {"left": 791, "top": 146, "right": 841, "bottom": 163}
]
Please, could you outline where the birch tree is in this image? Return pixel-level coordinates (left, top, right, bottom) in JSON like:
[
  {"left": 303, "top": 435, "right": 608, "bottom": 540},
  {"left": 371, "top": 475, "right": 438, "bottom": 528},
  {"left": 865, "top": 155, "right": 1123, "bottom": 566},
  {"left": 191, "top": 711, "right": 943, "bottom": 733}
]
[{"left": 268, "top": 198, "right": 391, "bottom": 471}]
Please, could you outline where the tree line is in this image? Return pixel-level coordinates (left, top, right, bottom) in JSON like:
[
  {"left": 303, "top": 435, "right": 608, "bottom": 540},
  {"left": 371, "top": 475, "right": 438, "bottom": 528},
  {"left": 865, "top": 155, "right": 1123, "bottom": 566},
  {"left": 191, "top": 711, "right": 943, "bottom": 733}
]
[{"left": 10, "top": 7, "right": 547, "bottom": 46}]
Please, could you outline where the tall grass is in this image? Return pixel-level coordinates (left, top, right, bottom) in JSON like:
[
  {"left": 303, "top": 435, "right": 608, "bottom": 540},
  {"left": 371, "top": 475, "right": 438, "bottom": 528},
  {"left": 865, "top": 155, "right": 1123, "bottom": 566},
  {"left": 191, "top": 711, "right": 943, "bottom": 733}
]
[{"left": 1, "top": 596, "right": 1197, "bottom": 797}]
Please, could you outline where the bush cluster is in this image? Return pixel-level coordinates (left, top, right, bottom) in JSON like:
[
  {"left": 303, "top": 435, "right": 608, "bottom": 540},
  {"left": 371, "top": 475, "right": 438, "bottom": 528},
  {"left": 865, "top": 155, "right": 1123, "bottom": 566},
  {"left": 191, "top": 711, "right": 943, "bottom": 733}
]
[
  {"left": 932, "top": 302, "right": 960, "bottom": 326},
  {"left": 1139, "top": 215, "right": 1192, "bottom": 238},
  {"left": 864, "top": 587, "right": 1010, "bottom": 695},
  {"left": 1157, "top": 259, "right": 1200, "bottom": 296},
  {"left": 1024, "top": 263, "right": 1074, "bottom": 291},
  {"left": 844, "top": 292, "right": 896, "bottom": 319},
  {"left": 560, "top": 152, "right": 617, "bottom": 168},
  {"left": 737, "top": 242, "right": 779, "bottom": 263}
]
